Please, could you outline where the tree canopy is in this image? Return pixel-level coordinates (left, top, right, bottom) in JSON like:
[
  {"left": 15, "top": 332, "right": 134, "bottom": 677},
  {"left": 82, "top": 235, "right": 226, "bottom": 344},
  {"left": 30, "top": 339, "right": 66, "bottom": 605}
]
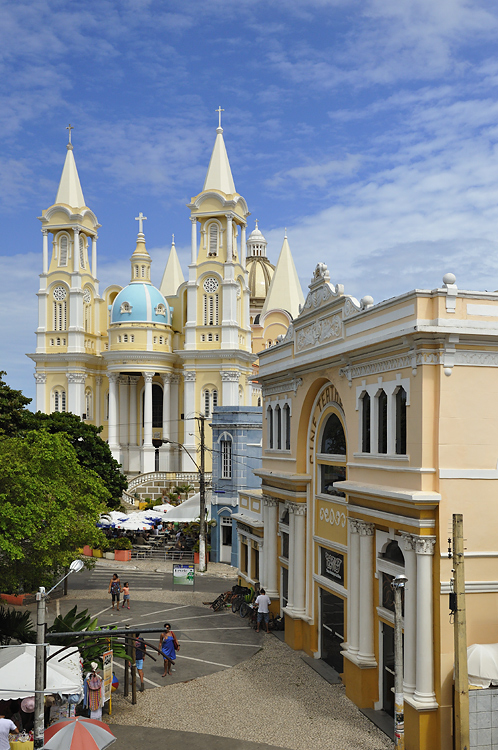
[
  {"left": 0, "top": 372, "right": 127, "bottom": 507},
  {"left": 0, "top": 430, "right": 108, "bottom": 593}
]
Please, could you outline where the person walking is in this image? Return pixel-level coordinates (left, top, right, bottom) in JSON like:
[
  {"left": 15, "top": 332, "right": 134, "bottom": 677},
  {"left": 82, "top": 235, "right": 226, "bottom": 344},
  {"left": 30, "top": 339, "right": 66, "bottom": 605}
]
[
  {"left": 135, "top": 633, "right": 146, "bottom": 692},
  {"left": 255, "top": 588, "right": 272, "bottom": 633},
  {"left": 108, "top": 573, "right": 121, "bottom": 611},
  {"left": 159, "top": 623, "right": 179, "bottom": 676},
  {"left": 122, "top": 581, "right": 130, "bottom": 609}
]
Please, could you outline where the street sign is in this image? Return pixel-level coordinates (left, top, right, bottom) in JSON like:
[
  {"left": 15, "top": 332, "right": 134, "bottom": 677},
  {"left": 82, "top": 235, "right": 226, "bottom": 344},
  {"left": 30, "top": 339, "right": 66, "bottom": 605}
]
[
  {"left": 173, "top": 564, "right": 195, "bottom": 586},
  {"left": 102, "top": 650, "right": 113, "bottom": 703}
]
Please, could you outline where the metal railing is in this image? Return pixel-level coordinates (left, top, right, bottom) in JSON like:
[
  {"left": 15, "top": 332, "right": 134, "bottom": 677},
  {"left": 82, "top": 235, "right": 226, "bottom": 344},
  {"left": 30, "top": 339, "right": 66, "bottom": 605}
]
[{"left": 127, "top": 471, "right": 211, "bottom": 491}]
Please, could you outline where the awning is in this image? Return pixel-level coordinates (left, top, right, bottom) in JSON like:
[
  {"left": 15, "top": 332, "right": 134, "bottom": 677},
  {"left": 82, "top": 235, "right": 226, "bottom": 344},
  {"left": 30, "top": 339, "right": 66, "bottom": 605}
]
[
  {"left": 162, "top": 493, "right": 211, "bottom": 522},
  {"left": 467, "top": 643, "right": 498, "bottom": 688},
  {"left": 0, "top": 644, "right": 82, "bottom": 700}
]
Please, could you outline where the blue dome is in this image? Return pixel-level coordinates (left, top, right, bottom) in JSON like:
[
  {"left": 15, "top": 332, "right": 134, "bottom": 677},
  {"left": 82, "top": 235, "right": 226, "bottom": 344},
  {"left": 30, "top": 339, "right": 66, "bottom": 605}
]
[{"left": 111, "top": 283, "right": 171, "bottom": 325}]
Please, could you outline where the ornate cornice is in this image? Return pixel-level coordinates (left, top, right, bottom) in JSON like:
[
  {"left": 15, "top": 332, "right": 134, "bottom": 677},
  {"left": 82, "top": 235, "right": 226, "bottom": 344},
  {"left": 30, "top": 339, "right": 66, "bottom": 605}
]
[
  {"left": 34, "top": 373, "right": 47, "bottom": 384},
  {"left": 357, "top": 520, "right": 375, "bottom": 536},
  {"left": 184, "top": 370, "right": 196, "bottom": 382},
  {"left": 399, "top": 531, "right": 417, "bottom": 552},
  {"left": 262, "top": 377, "right": 302, "bottom": 398},
  {"left": 67, "top": 373, "right": 86, "bottom": 384},
  {"left": 339, "top": 350, "right": 441, "bottom": 383},
  {"left": 221, "top": 370, "right": 240, "bottom": 382},
  {"left": 285, "top": 500, "right": 306, "bottom": 516},
  {"left": 262, "top": 494, "right": 279, "bottom": 507}
]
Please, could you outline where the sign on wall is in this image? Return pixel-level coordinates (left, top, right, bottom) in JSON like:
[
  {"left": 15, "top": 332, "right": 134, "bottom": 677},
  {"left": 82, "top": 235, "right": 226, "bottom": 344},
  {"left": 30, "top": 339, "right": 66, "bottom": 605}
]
[
  {"left": 173, "top": 564, "right": 195, "bottom": 586},
  {"left": 320, "top": 547, "right": 345, "bottom": 586}
]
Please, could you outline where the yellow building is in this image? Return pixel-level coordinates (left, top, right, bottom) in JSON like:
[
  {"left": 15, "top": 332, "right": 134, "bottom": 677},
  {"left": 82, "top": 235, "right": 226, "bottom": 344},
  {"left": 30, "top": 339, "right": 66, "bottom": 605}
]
[
  {"left": 27, "top": 121, "right": 304, "bottom": 482},
  {"left": 249, "top": 262, "right": 498, "bottom": 750}
]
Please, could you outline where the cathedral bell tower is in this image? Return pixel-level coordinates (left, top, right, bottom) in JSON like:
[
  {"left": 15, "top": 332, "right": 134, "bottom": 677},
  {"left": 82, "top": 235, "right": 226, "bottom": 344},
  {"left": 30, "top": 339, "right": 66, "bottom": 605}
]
[{"left": 31, "top": 127, "right": 101, "bottom": 416}]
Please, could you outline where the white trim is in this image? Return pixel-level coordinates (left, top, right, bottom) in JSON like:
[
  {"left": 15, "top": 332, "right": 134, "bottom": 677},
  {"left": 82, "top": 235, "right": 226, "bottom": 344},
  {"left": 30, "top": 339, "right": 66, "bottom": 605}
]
[
  {"left": 376, "top": 606, "right": 397, "bottom": 627},
  {"left": 440, "top": 581, "right": 498, "bottom": 594},
  {"left": 350, "top": 460, "right": 435, "bottom": 473},
  {"left": 313, "top": 535, "right": 348, "bottom": 554},
  {"left": 312, "top": 573, "right": 348, "bottom": 599},
  {"left": 349, "top": 503, "right": 436, "bottom": 529},
  {"left": 440, "top": 551, "right": 498, "bottom": 558},
  {"left": 233, "top": 512, "right": 264, "bottom": 529},
  {"left": 466, "top": 303, "right": 498, "bottom": 317},
  {"left": 336, "top": 480, "right": 441, "bottom": 505}
]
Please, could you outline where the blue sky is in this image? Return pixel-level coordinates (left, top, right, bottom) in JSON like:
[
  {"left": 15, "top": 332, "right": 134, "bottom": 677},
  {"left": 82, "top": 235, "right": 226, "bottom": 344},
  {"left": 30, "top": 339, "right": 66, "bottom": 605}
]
[{"left": 2, "top": 0, "right": 498, "bottom": 401}]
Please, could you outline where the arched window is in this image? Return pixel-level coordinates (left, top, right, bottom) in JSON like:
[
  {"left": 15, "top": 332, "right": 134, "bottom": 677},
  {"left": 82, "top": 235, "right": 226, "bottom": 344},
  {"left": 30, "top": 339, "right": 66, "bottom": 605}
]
[
  {"left": 275, "top": 405, "right": 282, "bottom": 449},
  {"left": 395, "top": 387, "right": 407, "bottom": 454},
  {"left": 85, "top": 389, "right": 92, "bottom": 420},
  {"left": 202, "top": 388, "right": 218, "bottom": 417},
  {"left": 284, "top": 403, "right": 291, "bottom": 450},
  {"left": 319, "top": 412, "right": 346, "bottom": 497},
  {"left": 134, "top": 265, "right": 139, "bottom": 279},
  {"left": 377, "top": 390, "right": 388, "bottom": 454},
  {"left": 141, "top": 265, "right": 145, "bottom": 278},
  {"left": 120, "top": 302, "right": 132, "bottom": 314},
  {"left": 361, "top": 392, "right": 371, "bottom": 453},
  {"left": 257, "top": 397, "right": 261, "bottom": 407},
  {"left": 202, "top": 278, "right": 220, "bottom": 326},
  {"left": 54, "top": 389, "right": 66, "bottom": 413},
  {"left": 267, "top": 406, "right": 273, "bottom": 449},
  {"left": 59, "top": 235, "right": 68, "bottom": 267},
  {"left": 208, "top": 223, "right": 218, "bottom": 256},
  {"left": 221, "top": 438, "right": 232, "bottom": 479},
  {"left": 123, "top": 334, "right": 128, "bottom": 343},
  {"left": 53, "top": 286, "right": 67, "bottom": 331},
  {"left": 321, "top": 413, "right": 346, "bottom": 455},
  {"left": 79, "top": 236, "right": 85, "bottom": 268}
]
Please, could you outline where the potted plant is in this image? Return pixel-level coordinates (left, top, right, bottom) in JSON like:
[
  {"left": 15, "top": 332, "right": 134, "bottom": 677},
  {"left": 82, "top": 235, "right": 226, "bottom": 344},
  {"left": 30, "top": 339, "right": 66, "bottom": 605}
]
[
  {"left": 103, "top": 540, "right": 115, "bottom": 560},
  {"left": 82, "top": 544, "right": 93, "bottom": 557},
  {"left": 193, "top": 540, "right": 211, "bottom": 564},
  {"left": 114, "top": 537, "right": 132, "bottom": 562}
]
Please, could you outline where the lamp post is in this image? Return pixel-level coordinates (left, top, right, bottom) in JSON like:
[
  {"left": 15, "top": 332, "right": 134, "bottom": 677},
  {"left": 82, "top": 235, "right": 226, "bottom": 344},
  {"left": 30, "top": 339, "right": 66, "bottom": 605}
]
[
  {"left": 34, "top": 559, "right": 84, "bottom": 749},
  {"left": 163, "top": 419, "right": 208, "bottom": 573},
  {"left": 392, "top": 573, "right": 408, "bottom": 750}
]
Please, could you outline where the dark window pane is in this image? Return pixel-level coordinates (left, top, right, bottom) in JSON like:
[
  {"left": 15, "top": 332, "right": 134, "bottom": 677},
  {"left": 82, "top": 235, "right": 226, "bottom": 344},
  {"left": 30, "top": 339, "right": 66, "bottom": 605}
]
[
  {"left": 320, "top": 465, "right": 346, "bottom": 496},
  {"left": 321, "top": 414, "right": 346, "bottom": 455},
  {"left": 152, "top": 383, "right": 163, "bottom": 428},
  {"left": 282, "top": 532, "right": 289, "bottom": 558},
  {"left": 382, "top": 540, "right": 405, "bottom": 565},
  {"left": 284, "top": 404, "right": 291, "bottom": 450},
  {"left": 276, "top": 406, "right": 282, "bottom": 449},
  {"left": 382, "top": 572, "right": 404, "bottom": 616},
  {"left": 395, "top": 388, "right": 407, "bottom": 454},
  {"left": 378, "top": 390, "right": 387, "bottom": 454},
  {"left": 361, "top": 392, "right": 371, "bottom": 453}
]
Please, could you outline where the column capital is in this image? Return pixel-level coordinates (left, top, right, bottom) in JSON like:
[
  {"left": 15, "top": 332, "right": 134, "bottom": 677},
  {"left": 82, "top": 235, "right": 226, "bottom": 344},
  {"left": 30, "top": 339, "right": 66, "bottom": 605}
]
[
  {"left": 34, "top": 373, "right": 47, "bottom": 384},
  {"left": 143, "top": 372, "right": 154, "bottom": 384},
  {"left": 357, "top": 520, "right": 375, "bottom": 537},
  {"left": 108, "top": 372, "right": 120, "bottom": 384},
  {"left": 221, "top": 370, "right": 240, "bottom": 382},
  {"left": 224, "top": 212, "right": 234, "bottom": 220},
  {"left": 67, "top": 372, "right": 86, "bottom": 385},
  {"left": 161, "top": 372, "right": 176, "bottom": 384},
  {"left": 72, "top": 225, "right": 79, "bottom": 234},
  {"left": 415, "top": 536, "right": 436, "bottom": 555},
  {"left": 42, "top": 229, "right": 49, "bottom": 236},
  {"left": 118, "top": 375, "right": 130, "bottom": 385},
  {"left": 399, "top": 531, "right": 417, "bottom": 551},
  {"left": 285, "top": 500, "right": 306, "bottom": 516},
  {"left": 190, "top": 216, "right": 198, "bottom": 224},
  {"left": 348, "top": 517, "right": 362, "bottom": 534},
  {"left": 95, "top": 376, "right": 103, "bottom": 386},
  {"left": 263, "top": 494, "right": 279, "bottom": 507},
  {"left": 128, "top": 375, "right": 140, "bottom": 385},
  {"left": 183, "top": 370, "right": 196, "bottom": 382}
]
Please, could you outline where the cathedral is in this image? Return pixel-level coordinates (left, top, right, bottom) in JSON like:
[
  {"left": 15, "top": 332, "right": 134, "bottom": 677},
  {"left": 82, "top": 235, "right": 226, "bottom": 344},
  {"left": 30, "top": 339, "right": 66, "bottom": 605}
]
[{"left": 28, "top": 120, "right": 304, "bottom": 476}]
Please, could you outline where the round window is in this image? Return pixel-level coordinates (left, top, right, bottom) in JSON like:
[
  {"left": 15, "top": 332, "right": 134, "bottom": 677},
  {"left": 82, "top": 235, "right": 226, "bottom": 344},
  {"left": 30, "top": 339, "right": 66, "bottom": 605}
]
[
  {"left": 203, "top": 277, "right": 219, "bottom": 293},
  {"left": 53, "top": 286, "right": 67, "bottom": 301}
]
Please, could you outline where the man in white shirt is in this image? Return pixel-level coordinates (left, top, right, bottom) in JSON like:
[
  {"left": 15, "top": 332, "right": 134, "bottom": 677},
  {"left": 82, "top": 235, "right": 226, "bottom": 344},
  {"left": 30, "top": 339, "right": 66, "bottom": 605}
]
[
  {"left": 255, "top": 588, "right": 272, "bottom": 633},
  {"left": 0, "top": 710, "right": 19, "bottom": 750}
]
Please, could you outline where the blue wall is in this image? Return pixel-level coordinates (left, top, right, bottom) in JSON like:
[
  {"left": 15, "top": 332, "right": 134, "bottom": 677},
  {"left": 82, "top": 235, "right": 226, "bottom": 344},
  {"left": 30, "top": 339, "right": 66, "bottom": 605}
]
[{"left": 210, "top": 406, "right": 262, "bottom": 566}]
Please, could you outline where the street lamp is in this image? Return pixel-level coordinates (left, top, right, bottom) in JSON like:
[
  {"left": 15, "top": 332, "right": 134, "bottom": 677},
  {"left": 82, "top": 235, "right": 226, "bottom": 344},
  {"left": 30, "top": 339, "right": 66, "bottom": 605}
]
[
  {"left": 162, "top": 421, "right": 208, "bottom": 574},
  {"left": 34, "top": 559, "right": 84, "bottom": 749},
  {"left": 392, "top": 573, "right": 408, "bottom": 750}
]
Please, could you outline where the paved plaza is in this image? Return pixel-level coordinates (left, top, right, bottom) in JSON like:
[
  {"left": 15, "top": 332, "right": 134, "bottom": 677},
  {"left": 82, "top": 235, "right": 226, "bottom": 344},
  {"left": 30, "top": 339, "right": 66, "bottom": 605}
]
[{"left": 40, "top": 560, "right": 393, "bottom": 750}]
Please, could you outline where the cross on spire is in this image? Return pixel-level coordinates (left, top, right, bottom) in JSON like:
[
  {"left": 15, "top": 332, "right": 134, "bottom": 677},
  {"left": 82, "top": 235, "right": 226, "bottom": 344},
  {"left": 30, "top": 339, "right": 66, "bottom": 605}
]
[
  {"left": 172, "top": 233, "right": 175, "bottom": 244},
  {"left": 216, "top": 106, "right": 224, "bottom": 129},
  {"left": 135, "top": 212, "right": 147, "bottom": 234},
  {"left": 255, "top": 219, "right": 259, "bottom": 229},
  {"left": 66, "top": 124, "right": 74, "bottom": 144}
]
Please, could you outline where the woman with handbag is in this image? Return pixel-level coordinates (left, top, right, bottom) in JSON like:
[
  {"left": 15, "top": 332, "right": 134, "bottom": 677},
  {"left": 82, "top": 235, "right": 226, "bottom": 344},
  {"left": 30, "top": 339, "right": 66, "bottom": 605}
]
[{"left": 159, "top": 622, "right": 179, "bottom": 676}]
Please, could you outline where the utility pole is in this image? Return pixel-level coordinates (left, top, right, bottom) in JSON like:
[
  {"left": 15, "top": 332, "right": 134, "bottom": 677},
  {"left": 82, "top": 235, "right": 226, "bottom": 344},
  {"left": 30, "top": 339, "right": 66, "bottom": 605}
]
[
  {"left": 453, "top": 513, "right": 469, "bottom": 750},
  {"left": 34, "top": 587, "right": 46, "bottom": 749},
  {"left": 198, "top": 414, "right": 207, "bottom": 572}
]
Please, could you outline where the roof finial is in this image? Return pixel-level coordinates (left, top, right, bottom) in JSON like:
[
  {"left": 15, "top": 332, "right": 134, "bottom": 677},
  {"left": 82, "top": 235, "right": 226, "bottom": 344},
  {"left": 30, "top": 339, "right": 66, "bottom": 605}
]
[
  {"left": 284, "top": 227, "right": 287, "bottom": 238},
  {"left": 215, "top": 106, "right": 224, "bottom": 131},
  {"left": 172, "top": 233, "right": 175, "bottom": 245},
  {"left": 66, "top": 123, "right": 74, "bottom": 150},
  {"left": 255, "top": 219, "right": 259, "bottom": 229},
  {"left": 135, "top": 212, "right": 147, "bottom": 234}
]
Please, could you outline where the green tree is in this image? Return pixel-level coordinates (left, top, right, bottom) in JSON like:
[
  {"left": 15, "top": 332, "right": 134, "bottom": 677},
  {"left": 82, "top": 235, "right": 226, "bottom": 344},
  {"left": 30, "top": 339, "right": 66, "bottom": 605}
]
[
  {"left": 0, "top": 371, "right": 32, "bottom": 436},
  {"left": 22, "top": 411, "right": 127, "bottom": 508},
  {"left": 0, "top": 430, "right": 108, "bottom": 594}
]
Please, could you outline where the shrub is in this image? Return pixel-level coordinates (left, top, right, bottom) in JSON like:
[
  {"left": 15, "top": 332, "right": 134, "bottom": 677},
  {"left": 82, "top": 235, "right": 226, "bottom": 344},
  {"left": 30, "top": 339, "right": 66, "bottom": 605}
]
[{"left": 113, "top": 537, "right": 132, "bottom": 550}]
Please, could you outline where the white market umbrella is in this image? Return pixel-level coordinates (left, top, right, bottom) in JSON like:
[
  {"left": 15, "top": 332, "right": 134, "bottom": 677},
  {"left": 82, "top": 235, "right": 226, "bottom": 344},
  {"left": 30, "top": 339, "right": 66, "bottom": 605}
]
[
  {"left": 0, "top": 645, "right": 82, "bottom": 700},
  {"left": 99, "top": 511, "right": 128, "bottom": 527},
  {"left": 162, "top": 493, "right": 211, "bottom": 523},
  {"left": 148, "top": 504, "right": 174, "bottom": 514},
  {"left": 467, "top": 643, "right": 498, "bottom": 687}
]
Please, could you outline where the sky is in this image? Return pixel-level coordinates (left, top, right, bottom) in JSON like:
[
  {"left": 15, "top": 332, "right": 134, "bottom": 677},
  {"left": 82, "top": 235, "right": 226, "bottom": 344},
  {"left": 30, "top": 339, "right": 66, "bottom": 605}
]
[{"left": 2, "top": 0, "right": 498, "bottom": 402}]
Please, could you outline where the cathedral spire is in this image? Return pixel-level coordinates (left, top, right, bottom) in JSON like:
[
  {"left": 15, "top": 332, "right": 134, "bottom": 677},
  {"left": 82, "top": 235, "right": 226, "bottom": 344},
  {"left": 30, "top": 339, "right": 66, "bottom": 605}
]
[
  {"left": 202, "top": 111, "right": 236, "bottom": 195},
  {"left": 130, "top": 212, "right": 152, "bottom": 283},
  {"left": 160, "top": 235, "right": 185, "bottom": 298},
  {"left": 261, "top": 232, "right": 304, "bottom": 319},
  {"left": 55, "top": 127, "right": 86, "bottom": 208}
]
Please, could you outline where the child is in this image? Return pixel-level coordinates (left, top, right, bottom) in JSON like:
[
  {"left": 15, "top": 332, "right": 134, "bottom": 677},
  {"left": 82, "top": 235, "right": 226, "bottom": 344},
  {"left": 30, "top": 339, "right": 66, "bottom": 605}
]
[{"left": 122, "top": 582, "right": 130, "bottom": 609}]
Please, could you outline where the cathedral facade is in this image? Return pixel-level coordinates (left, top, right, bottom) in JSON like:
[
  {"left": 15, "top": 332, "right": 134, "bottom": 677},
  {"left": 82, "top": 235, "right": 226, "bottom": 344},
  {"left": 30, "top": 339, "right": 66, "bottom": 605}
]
[{"left": 28, "top": 123, "right": 304, "bottom": 478}]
